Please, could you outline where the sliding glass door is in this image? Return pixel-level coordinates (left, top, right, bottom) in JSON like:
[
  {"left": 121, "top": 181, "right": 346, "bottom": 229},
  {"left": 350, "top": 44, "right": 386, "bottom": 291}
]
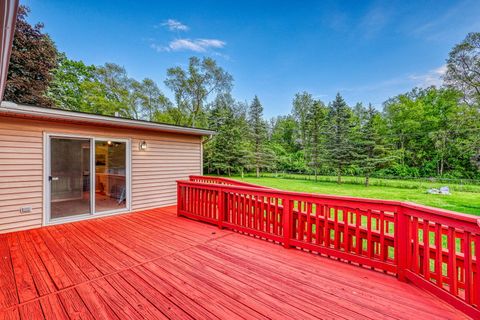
[
  {"left": 48, "top": 135, "right": 129, "bottom": 223},
  {"left": 50, "top": 137, "right": 91, "bottom": 219}
]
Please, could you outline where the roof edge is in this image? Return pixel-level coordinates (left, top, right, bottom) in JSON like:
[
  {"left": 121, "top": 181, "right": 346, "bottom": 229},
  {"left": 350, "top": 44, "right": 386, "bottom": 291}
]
[{"left": 0, "top": 101, "right": 216, "bottom": 136}]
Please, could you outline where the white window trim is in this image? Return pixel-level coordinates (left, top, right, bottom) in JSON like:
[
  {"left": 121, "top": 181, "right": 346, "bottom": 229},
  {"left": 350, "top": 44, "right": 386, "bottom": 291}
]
[{"left": 43, "top": 132, "right": 132, "bottom": 226}]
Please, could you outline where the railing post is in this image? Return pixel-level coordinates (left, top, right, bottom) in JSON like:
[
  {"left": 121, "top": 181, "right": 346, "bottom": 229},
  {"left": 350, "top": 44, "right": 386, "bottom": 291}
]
[
  {"left": 177, "top": 183, "right": 181, "bottom": 217},
  {"left": 217, "top": 187, "right": 225, "bottom": 229},
  {"left": 396, "top": 206, "right": 408, "bottom": 282},
  {"left": 283, "top": 196, "right": 292, "bottom": 248}
]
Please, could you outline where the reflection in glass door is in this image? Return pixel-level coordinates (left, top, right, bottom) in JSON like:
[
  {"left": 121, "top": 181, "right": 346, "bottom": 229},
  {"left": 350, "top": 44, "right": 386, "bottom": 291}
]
[
  {"left": 95, "top": 140, "right": 127, "bottom": 212},
  {"left": 50, "top": 137, "right": 91, "bottom": 219}
]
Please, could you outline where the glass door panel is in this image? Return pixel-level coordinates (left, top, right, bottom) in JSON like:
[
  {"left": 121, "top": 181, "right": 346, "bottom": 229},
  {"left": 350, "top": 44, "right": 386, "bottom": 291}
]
[
  {"left": 95, "top": 140, "right": 127, "bottom": 213},
  {"left": 50, "top": 137, "right": 91, "bottom": 219}
]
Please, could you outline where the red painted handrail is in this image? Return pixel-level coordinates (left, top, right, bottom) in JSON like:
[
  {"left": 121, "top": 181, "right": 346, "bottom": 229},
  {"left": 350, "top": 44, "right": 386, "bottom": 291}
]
[
  {"left": 177, "top": 177, "right": 480, "bottom": 318},
  {"left": 188, "top": 175, "right": 274, "bottom": 189}
]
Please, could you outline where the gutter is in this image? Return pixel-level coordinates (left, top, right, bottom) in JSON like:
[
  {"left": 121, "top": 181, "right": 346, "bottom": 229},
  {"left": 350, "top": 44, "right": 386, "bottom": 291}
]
[{"left": 0, "top": 101, "right": 216, "bottom": 136}]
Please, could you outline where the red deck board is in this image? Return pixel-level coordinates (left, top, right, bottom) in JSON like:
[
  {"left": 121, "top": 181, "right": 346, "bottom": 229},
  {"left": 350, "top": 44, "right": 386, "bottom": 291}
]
[
  {"left": 120, "top": 268, "right": 194, "bottom": 319},
  {"left": 104, "top": 273, "right": 169, "bottom": 320},
  {"left": 0, "top": 205, "right": 471, "bottom": 319},
  {"left": 39, "top": 294, "right": 69, "bottom": 319},
  {"left": 214, "top": 234, "right": 455, "bottom": 315},
  {"left": 0, "top": 307, "right": 19, "bottom": 320},
  {"left": 16, "top": 232, "right": 57, "bottom": 297},
  {"left": 129, "top": 265, "right": 219, "bottom": 319},
  {"left": 0, "top": 235, "right": 20, "bottom": 309},
  {"left": 6, "top": 233, "right": 38, "bottom": 303},
  {"left": 57, "top": 288, "right": 95, "bottom": 320}
]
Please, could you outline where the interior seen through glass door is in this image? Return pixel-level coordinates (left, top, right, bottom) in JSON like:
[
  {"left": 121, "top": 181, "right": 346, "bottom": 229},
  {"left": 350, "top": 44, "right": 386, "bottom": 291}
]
[
  {"left": 50, "top": 138, "right": 91, "bottom": 219},
  {"left": 95, "top": 140, "right": 127, "bottom": 212}
]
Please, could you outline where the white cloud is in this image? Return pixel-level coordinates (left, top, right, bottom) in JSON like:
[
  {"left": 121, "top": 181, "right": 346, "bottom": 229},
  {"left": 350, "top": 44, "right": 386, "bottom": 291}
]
[
  {"left": 359, "top": 6, "right": 391, "bottom": 38},
  {"left": 409, "top": 65, "right": 447, "bottom": 87},
  {"left": 160, "top": 19, "right": 189, "bottom": 31},
  {"left": 153, "top": 38, "right": 226, "bottom": 53}
]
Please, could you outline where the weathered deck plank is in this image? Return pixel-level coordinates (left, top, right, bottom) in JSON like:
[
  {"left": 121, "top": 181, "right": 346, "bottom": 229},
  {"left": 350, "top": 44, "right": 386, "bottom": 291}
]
[{"left": 0, "top": 206, "right": 470, "bottom": 319}]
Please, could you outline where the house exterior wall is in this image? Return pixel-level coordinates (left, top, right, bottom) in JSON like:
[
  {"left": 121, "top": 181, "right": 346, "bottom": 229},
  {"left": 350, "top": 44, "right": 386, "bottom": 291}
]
[{"left": 0, "top": 115, "right": 202, "bottom": 233}]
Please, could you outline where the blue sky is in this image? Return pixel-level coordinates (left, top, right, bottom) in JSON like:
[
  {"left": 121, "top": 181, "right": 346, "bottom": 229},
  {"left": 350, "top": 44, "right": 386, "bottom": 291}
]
[{"left": 23, "top": 0, "right": 480, "bottom": 118}]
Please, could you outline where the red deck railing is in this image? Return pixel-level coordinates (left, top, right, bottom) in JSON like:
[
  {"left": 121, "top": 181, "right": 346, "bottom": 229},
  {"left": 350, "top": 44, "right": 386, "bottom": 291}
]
[{"left": 177, "top": 176, "right": 480, "bottom": 318}]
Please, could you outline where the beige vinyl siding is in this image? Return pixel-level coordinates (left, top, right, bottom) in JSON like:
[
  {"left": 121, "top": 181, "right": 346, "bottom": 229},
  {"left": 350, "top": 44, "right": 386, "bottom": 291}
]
[
  {"left": 131, "top": 137, "right": 201, "bottom": 210},
  {"left": 0, "top": 116, "right": 202, "bottom": 233}
]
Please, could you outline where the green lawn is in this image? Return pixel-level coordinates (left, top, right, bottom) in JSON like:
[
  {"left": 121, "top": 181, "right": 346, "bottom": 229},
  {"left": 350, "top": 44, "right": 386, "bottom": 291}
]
[{"left": 227, "top": 176, "right": 480, "bottom": 215}]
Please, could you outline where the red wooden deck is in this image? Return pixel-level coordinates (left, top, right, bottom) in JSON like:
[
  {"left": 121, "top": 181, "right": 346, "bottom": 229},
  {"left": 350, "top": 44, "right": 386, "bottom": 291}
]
[{"left": 0, "top": 206, "right": 470, "bottom": 319}]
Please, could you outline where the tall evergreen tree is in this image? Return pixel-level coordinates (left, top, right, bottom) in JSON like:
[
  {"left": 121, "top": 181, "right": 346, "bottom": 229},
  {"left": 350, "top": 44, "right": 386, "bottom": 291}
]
[
  {"left": 249, "top": 96, "right": 269, "bottom": 177},
  {"left": 356, "top": 104, "right": 393, "bottom": 186},
  {"left": 325, "top": 93, "right": 357, "bottom": 183},
  {"left": 307, "top": 100, "right": 328, "bottom": 180},
  {"left": 204, "top": 94, "right": 250, "bottom": 175}
]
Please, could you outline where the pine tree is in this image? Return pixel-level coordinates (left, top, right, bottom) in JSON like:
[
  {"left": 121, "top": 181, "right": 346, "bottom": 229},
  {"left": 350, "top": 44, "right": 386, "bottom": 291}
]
[
  {"left": 204, "top": 94, "right": 249, "bottom": 175},
  {"left": 325, "top": 93, "right": 357, "bottom": 183},
  {"left": 307, "top": 100, "right": 328, "bottom": 180},
  {"left": 249, "top": 96, "right": 269, "bottom": 177},
  {"left": 356, "top": 104, "right": 393, "bottom": 186}
]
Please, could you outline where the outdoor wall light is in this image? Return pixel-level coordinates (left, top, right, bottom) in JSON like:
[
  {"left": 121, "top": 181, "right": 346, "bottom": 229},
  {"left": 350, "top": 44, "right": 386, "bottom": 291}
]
[{"left": 139, "top": 140, "right": 147, "bottom": 151}]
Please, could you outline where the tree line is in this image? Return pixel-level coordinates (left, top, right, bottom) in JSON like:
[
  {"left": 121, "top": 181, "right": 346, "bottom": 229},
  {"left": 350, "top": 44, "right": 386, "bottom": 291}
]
[{"left": 5, "top": 6, "right": 480, "bottom": 184}]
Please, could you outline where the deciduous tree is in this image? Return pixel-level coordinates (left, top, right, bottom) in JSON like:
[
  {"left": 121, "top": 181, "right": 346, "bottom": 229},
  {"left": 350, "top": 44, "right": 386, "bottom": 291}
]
[
  {"left": 4, "top": 6, "right": 57, "bottom": 106},
  {"left": 445, "top": 32, "right": 480, "bottom": 106},
  {"left": 165, "top": 56, "right": 233, "bottom": 127}
]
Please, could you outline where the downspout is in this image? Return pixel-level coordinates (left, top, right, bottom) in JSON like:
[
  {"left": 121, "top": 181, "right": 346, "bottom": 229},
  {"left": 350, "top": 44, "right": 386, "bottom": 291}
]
[{"left": 0, "top": 0, "right": 19, "bottom": 102}]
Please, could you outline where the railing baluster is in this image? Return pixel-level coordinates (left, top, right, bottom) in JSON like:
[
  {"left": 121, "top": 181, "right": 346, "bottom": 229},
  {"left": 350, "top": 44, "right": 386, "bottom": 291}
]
[
  {"left": 298, "top": 201, "right": 304, "bottom": 241},
  {"left": 315, "top": 204, "right": 322, "bottom": 245},
  {"left": 343, "top": 208, "right": 349, "bottom": 253},
  {"left": 283, "top": 196, "right": 292, "bottom": 248},
  {"left": 423, "top": 219, "right": 430, "bottom": 282},
  {"left": 464, "top": 232, "right": 472, "bottom": 304},
  {"left": 334, "top": 208, "right": 340, "bottom": 249},
  {"left": 355, "top": 209, "right": 361, "bottom": 255},
  {"left": 475, "top": 234, "right": 480, "bottom": 308},
  {"left": 307, "top": 201, "right": 312, "bottom": 243},
  {"left": 412, "top": 217, "right": 419, "bottom": 273},
  {"left": 266, "top": 196, "right": 271, "bottom": 234},
  {"left": 435, "top": 223, "right": 442, "bottom": 288},
  {"left": 367, "top": 209, "right": 373, "bottom": 259},
  {"left": 325, "top": 207, "right": 331, "bottom": 248},
  {"left": 448, "top": 227, "right": 458, "bottom": 295}
]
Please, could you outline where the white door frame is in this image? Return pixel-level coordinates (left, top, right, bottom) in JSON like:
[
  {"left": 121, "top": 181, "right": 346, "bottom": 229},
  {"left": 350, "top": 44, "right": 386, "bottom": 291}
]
[{"left": 43, "top": 132, "right": 132, "bottom": 226}]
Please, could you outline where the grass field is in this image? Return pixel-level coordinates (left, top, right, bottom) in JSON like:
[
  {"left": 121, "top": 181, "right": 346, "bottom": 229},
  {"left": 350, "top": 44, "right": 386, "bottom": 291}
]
[{"left": 227, "top": 176, "right": 480, "bottom": 215}]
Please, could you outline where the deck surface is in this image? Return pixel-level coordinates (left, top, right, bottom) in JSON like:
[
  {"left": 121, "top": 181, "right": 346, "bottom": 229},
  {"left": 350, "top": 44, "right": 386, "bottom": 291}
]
[{"left": 0, "top": 206, "right": 469, "bottom": 319}]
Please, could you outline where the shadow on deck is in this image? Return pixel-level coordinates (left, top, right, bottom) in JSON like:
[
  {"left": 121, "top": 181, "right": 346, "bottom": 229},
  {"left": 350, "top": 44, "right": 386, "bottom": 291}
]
[{"left": 0, "top": 206, "right": 469, "bottom": 319}]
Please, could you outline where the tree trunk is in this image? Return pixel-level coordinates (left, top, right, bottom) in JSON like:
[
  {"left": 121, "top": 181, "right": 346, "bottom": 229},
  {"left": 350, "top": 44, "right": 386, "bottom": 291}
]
[
  {"left": 365, "top": 175, "right": 369, "bottom": 187},
  {"left": 256, "top": 166, "right": 260, "bottom": 178},
  {"left": 440, "top": 156, "right": 444, "bottom": 176},
  {"left": 241, "top": 168, "right": 244, "bottom": 178},
  {"left": 314, "top": 168, "right": 318, "bottom": 182},
  {"left": 337, "top": 167, "right": 342, "bottom": 184}
]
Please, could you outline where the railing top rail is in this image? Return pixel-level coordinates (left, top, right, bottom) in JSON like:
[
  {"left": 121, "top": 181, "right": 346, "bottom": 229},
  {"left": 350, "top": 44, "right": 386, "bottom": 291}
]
[
  {"left": 177, "top": 179, "right": 480, "bottom": 227},
  {"left": 189, "top": 175, "right": 275, "bottom": 189}
]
